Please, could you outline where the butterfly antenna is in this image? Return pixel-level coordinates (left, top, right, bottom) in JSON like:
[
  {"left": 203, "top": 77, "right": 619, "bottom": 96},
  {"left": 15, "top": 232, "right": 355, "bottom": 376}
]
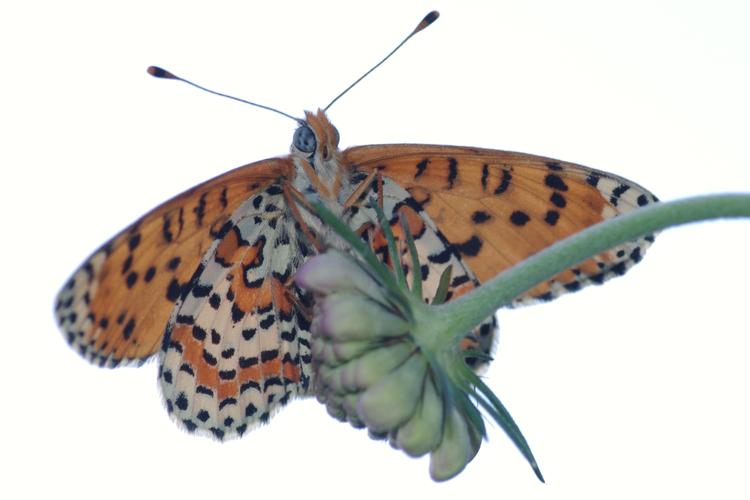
[
  {"left": 147, "top": 66, "right": 301, "bottom": 123},
  {"left": 323, "top": 10, "right": 439, "bottom": 111}
]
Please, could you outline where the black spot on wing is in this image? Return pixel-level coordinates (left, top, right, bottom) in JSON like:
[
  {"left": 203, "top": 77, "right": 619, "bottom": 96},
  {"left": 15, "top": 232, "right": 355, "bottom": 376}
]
[
  {"left": 586, "top": 173, "right": 600, "bottom": 188},
  {"left": 220, "top": 187, "right": 228, "bottom": 209},
  {"left": 447, "top": 158, "right": 458, "bottom": 188},
  {"left": 544, "top": 210, "right": 560, "bottom": 226},
  {"left": 242, "top": 328, "right": 256, "bottom": 341},
  {"left": 231, "top": 303, "right": 245, "bottom": 323},
  {"left": 175, "top": 393, "right": 188, "bottom": 411},
  {"left": 427, "top": 247, "right": 452, "bottom": 264},
  {"left": 192, "top": 325, "right": 206, "bottom": 341},
  {"left": 261, "top": 349, "right": 279, "bottom": 363},
  {"left": 495, "top": 169, "right": 511, "bottom": 195},
  {"left": 128, "top": 233, "right": 141, "bottom": 251},
  {"left": 550, "top": 192, "right": 566, "bottom": 208},
  {"left": 121, "top": 255, "right": 133, "bottom": 274},
  {"left": 166, "top": 278, "right": 181, "bottom": 302},
  {"left": 610, "top": 184, "right": 631, "bottom": 207},
  {"left": 239, "top": 356, "right": 258, "bottom": 368},
  {"left": 610, "top": 261, "right": 628, "bottom": 276},
  {"left": 192, "top": 283, "right": 212, "bottom": 298},
  {"left": 83, "top": 262, "right": 95, "bottom": 283},
  {"left": 415, "top": 159, "right": 428, "bottom": 178},
  {"left": 453, "top": 235, "right": 482, "bottom": 257},
  {"left": 450, "top": 275, "right": 470, "bottom": 287},
  {"left": 122, "top": 318, "right": 135, "bottom": 340},
  {"left": 196, "top": 386, "right": 213, "bottom": 397},
  {"left": 259, "top": 315, "right": 275, "bottom": 330},
  {"left": 168, "top": 256, "right": 181, "bottom": 271},
  {"left": 194, "top": 193, "right": 207, "bottom": 225},
  {"left": 162, "top": 215, "right": 174, "bottom": 243},
  {"left": 209, "top": 293, "right": 221, "bottom": 310},
  {"left": 471, "top": 210, "right": 491, "bottom": 224},
  {"left": 203, "top": 349, "right": 218, "bottom": 366},
  {"left": 510, "top": 211, "right": 530, "bottom": 226},
  {"left": 544, "top": 174, "right": 568, "bottom": 191},
  {"left": 219, "top": 398, "right": 237, "bottom": 410}
]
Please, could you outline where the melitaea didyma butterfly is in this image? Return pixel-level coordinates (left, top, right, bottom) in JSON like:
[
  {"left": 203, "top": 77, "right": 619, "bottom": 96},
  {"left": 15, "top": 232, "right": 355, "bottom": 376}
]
[{"left": 55, "top": 11, "right": 657, "bottom": 439}]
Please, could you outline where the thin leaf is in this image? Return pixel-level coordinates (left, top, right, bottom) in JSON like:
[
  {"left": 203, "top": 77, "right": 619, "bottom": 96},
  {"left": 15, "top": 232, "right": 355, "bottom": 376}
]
[
  {"left": 370, "top": 199, "right": 407, "bottom": 289},
  {"left": 462, "top": 349, "right": 494, "bottom": 363},
  {"left": 400, "top": 213, "right": 423, "bottom": 300},
  {"left": 312, "top": 201, "right": 398, "bottom": 292},
  {"left": 459, "top": 365, "right": 545, "bottom": 483},
  {"left": 432, "top": 265, "right": 453, "bottom": 305}
]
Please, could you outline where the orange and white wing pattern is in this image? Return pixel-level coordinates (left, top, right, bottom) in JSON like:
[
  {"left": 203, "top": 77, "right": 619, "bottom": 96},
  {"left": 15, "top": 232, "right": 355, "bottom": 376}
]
[
  {"left": 344, "top": 144, "right": 658, "bottom": 304},
  {"left": 54, "top": 158, "right": 290, "bottom": 368},
  {"left": 55, "top": 113, "right": 658, "bottom": 440},
  {"left": 158, "top": 182, "right": 314, "bottom": 438},
  {"left": 341, "top": 173, "right": 497, "bottom": 366}
]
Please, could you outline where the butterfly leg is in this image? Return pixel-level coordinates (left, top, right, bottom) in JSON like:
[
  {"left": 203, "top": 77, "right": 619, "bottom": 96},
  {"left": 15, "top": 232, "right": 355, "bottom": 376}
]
[
  {"left": 282, "top": 183, "right": 325, "bottom": 253},
  {"left": 377, "top": 171, "right": 384, "bottom": 211},
  {"left": 341, "top": 169, "right": 385, "bottom": 212},
  {"left": 342, "top": 169, "right": 378, "bottom": 210}
]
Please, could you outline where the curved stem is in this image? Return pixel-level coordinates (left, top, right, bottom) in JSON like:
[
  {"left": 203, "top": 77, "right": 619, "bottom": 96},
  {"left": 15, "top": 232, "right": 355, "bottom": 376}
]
[{"left": 430, "top": 193, "right": 750, "bottom": 342}]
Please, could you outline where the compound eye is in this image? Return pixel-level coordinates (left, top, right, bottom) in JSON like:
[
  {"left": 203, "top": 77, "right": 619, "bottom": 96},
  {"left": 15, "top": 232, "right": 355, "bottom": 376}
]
[
  {"left": 331, "top": 125, "right": 340, "bottom": 146},
  {"left": 293, "top": 125, "right": 316, "bottom": 153}
]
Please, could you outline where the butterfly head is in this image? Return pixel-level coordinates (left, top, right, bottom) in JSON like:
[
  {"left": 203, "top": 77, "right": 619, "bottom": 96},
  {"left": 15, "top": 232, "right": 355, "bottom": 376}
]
[
  {"left": 291, "top": 109, "right": 344, "bottom": 200},
  {"left": 293, "top": 110, "right": 340, "bottom": 159}
]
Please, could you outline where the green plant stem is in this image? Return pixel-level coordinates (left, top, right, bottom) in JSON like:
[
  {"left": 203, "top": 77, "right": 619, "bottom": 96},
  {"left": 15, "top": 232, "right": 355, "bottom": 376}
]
[{"left": 422, "top": 193, "right": 750, "bottom": 345}]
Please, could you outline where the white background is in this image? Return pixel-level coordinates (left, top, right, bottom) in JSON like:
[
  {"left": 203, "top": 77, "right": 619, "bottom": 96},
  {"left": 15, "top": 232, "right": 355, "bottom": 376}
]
[{"left": 2, "top": 1, "right": 749, "bottom": 498}]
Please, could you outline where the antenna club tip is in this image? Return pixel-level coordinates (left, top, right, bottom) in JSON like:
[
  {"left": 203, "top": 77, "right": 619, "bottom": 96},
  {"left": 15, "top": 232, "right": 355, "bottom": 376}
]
[
  {"left": 415, "top": 10, "right": 439, "bottom": 33},
  {"left": 147, "top": 66, "right": 177, "bottom": 79}
]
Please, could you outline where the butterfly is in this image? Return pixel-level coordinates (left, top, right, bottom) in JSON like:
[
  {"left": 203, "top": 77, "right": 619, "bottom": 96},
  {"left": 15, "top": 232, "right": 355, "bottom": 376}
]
[{"left": 54, "top": 11, "right": 658, "bottom": 440}]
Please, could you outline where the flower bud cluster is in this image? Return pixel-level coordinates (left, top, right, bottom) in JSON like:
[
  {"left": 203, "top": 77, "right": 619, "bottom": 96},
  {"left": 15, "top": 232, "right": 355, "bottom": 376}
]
[{"left": 296, "top": 251, "right": 482, "bottom": 480}]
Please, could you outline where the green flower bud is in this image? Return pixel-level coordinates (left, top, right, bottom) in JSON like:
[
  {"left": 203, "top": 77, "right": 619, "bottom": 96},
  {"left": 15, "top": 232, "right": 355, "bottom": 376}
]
[
  {"left": 311, "top": 336, "right": 334, "bottom": 364},
  {"left": 316, "top": 293, "right": 409, "bottom": 342},
  {"left": 429, "top": 407, "right": 476, "bottom": 482},
  {"left": 394, "top": 376, "right": 444, "bottom": 457},
  {"left": 357, "top": 353, "right": 428, "bottom": 433},
  {"left": 342, "top": 394, "right": 366, "bottom": 428},
  {"left": 294, "top": 251, "right": 387, "bottom": 303},
  {"left": 295, "top": 204, "right": 543, "bottom": 482},
  {"left": 321, "top": 342, "right": 414, "bottom": 394},
  {"left": 324, "top": 398, "right": 347, "bottom": 422},
  {"left": 351, "top": 342, "right": 414, "bottom": 390},
  {"left": 332, "top": 339, "right": 378, "bottom": 364}
]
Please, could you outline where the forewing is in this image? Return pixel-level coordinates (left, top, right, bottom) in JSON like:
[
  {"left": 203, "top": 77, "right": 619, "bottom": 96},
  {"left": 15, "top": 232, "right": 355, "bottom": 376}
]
[
  {"left": 55, "top": 158, "right": 291, "bottom": 367},
  {"left": 344, "top": 145, "right": 658, "bottom": 305}
]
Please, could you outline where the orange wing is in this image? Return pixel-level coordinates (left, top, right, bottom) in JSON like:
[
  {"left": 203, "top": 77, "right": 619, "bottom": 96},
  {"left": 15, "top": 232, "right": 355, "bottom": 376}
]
[
  {"left": 55, "top": 158, "right": 292, "bottom": 366},
  {"left": 344, "top": 145, "right": 658, "bottom": 304}
]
